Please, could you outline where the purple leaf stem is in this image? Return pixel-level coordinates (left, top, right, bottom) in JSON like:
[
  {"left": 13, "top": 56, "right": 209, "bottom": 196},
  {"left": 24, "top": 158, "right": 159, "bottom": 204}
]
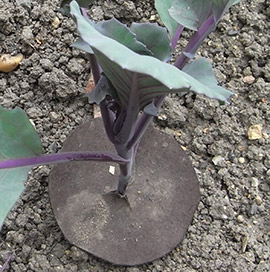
[
  {"left": 80, "top": 7, "right": 88, "bottom": 19},
  {"left": 170, "top": 25, "right": 184, "bottom": 50},
  {"left": 114, "top": 73, "right": 139, "bottom": 144},
  {"left": 127, "top": 95, "right": 165, "bottom": 150},
  {"left": 89, "top": 54, "right": 116, "bottom": 144},
  {"left": 174, "top": 15, "right": 215, "bottom": 70},
  {"left": 0, "top": 151, "right": 129, "bottom": 170},
  {"left": 115, "top": 146, "right": 134, "bottom": 195},
  {"left": 0, "top": 252, "right": 12, "bottom": 272},
  {"left": 130, "top": 17, "right": 216, "bottom": 150},
  {"left": 113, "top": 74, "right": 140, "bottom": 195},
  {"left": 89, "top": 54, "right": 101, "bottom": 84},
  {"left": 100, "top": 99, "right": 117, "bottom": 144}
]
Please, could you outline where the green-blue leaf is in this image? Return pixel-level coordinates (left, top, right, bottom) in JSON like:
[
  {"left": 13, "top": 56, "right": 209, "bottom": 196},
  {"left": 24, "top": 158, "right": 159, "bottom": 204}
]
[
  {"left": 168, "top": 0, "right": 240, "bottom": 31},
  {"left": 85, "top": 74, "right": 114, "bottom": 104},
  {"left": 130, "top": 22, "right": 171, "bottom": 62},
  {"left": 72, "top": 37, "right": 94, "bottom": 54},
  {"left": 212, "top": 0, "right": 240, "bottom": 25},
  {"left": 61, "top": 0, "right": 94, "bottom": 8},
  {"left": 182, "top": 57, "right": 229, "bottom": 98},
  {"left": 95, "top": 19, "right": 153, "bottom": 56},
  {"left": 71, "top": 0, "right": 232, "bottom": 110},
  {"left": 0, "top": 106, "right": 42, "bottom": 230},
  {"left": 154, "top": 0, "right": 179, "bottom": 39}
]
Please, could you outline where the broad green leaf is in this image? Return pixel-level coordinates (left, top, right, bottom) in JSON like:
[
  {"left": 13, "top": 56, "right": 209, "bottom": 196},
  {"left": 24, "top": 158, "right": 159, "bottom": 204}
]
[
  {"left": 0, "top": 166, "right": 31, "bottom": 230},
  {"left": 95, "top": 19, "right": 153, "bottom": 56},
  {"left": 169, "top": 0, "right": 240, "bottom": 31},
  {"left": 72, "top": 19, "right": 154, "bottom": 57},
  {"left": 154, "top": 0, "right": 179, "bottom": 39},
  {"left": 182, "top": 58, "right": 229, "bottom": 96},
  {"left": 212, "top": 0, "right": 240, "bottom": 24},
  {"left": 130, "top": 22, "right": 171, "bottom": 62},
  {"left": 143, "top": 101, "right": 158, "bottom": 116},
  {"left": 72, "top": 37, "right": 94, "bottom": 54},
  {"left": 85, "top": 74, "right": 115, "bottom": 104},
  {"left": 0, "top": 106, "right": 42, "bottom": 229},
  {"left": 70, "top": 0, "right": 232, "bottom": 110},
  {"left": 61, "top": 0, "right": 94, "bottom": 8},
  {"left": 60, "top": 0, "right": 95, "bottom": 16},
  {"left": 169, "top": 0, "right": 212, "bottom": 31}
]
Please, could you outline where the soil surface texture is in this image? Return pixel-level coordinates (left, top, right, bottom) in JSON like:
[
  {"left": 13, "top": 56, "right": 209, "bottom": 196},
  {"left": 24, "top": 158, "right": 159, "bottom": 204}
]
[{"left": 0, "top": 0, "right": 269, "bottom": 271}]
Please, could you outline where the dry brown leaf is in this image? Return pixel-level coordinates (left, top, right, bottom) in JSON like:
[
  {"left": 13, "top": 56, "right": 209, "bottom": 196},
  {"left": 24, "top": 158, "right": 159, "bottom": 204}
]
[
  {"left": 93, "top": 104, "right": 101, "bottom": 118},
  {"left": 0, "top": 54, "right": 23, "bottom": 73},
  {"left": 85, "top": 72, "right": 95, "bottom": 93}
]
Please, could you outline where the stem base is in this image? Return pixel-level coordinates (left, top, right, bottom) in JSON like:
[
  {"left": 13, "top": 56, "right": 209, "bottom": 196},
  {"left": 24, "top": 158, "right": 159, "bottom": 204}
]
[{"left": 49, "top": 118, "right": 200, "bottom": 266}]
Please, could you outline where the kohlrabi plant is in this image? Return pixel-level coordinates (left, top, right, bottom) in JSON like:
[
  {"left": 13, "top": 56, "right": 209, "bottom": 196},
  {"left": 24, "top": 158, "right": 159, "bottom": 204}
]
[{"left": 0, "top": 0, "right": 240, "bottom": 231}]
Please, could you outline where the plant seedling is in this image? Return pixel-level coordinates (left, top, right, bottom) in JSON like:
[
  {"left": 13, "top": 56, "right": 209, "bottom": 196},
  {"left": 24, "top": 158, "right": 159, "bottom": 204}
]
[{"left": 0, "top": 0, "right": 240, "bottom": 265}]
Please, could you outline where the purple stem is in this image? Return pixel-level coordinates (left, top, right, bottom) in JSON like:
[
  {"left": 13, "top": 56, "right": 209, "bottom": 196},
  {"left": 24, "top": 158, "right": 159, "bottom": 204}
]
[
  {"left": 89, "top": 54, "right": 101, "bottom": 84},
  {"left": 127, "top": 95, "right": 164, "bottom": 150},
  {"left": 89, "top": 54, "right": 116, "bottom": 144},
  {"left": 170, "top": 25, "right": 184, "bottom": 50},
  {"left": 128, "top": 17, "right": 216, "bottom": 149},
  {"left": 80, "top": 7, "right": 88, "bottom": 19},
  {"left": 100, "top": 99, "right": 117, "bottom": 144},
  {"left": 174, "top": 15, "right": 215, "bottom": 70},
  {"left": 0, "top": 252, "right": 12, "bottom": 272},
  {"left": 117, "top": 148, "right": 134, "bottom": 195},
  {"left": 113, "top": 74, "right": 139, "bottom": 195},
  {"left": 0, "top": 151, "right": 129, "bottom": 170},
  {"left": 114, "top": 73, "right": 139, "bottom": 144}
]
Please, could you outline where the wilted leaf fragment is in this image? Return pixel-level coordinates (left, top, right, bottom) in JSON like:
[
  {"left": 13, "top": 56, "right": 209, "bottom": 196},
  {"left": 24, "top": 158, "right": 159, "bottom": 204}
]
[
  {"left": 85, "top": 74, "right": 113, "bottom": 104},
  {"left": 248, "top": 124, "right": 262, "bottom": 140},
  {"left": 0, "top": 54, "right": 23, "bottom": 73},
  {"left": 0, "top": 106, "right": 42, "bottom": 229}
]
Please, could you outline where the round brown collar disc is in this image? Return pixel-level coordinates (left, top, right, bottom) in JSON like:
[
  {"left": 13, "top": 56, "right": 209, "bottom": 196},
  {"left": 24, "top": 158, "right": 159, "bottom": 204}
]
[{"left": 49, "top": 118, "right": 200, "bottom": 266}]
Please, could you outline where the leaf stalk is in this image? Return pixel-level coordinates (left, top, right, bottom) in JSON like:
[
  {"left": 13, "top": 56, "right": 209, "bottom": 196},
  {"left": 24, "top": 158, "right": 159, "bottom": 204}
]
[
  {"left": 174, "top": 15, "right": 215, "bottom": 70},
  {"left": 0, "top": 151, "right": 128, "bottom": 170}
]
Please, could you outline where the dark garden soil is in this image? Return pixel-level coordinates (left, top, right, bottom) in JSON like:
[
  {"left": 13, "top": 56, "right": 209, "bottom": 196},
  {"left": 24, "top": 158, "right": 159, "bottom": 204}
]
[{"left": 0, "top": 0, "right": 269, "bottom": 271}]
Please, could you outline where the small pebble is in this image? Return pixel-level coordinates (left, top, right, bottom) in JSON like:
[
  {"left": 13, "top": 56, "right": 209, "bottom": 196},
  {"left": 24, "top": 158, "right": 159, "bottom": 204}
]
[
  {"left": 228, "top": 29, "right": 238, "bottom": 36},
  {"left": 255, "top": 195, "right": 262, "bottom": 205},
  {"left": 212, "top": 155, "right": 224, "bottom": 165},
  {"left": 241, "top": 236, "right": 248, "bottom": 252},
  {"left": 51, "top": 17, "right": 60, "bottom": 28},
  {"left": 237, "top": 215, "right": 244, "bottom": 223},
  {"left": 238, "top": 157, "right": 245, "bottom": 164},
  {"left": 248, "top": 124, "right": 262, "bottom": 140},
  {"left": 157, "top": 114, "right": 167, "bottom": 120},
  {"left": 49, "top": 111, "right": 61, "bottom": 122},
  {"left": 109, "top": 165, "right": 115, "bottom": 175},
  {"left": 243, "top": 75, "right": 255, "bottom": 84},
  {"left": 251, "top": 177, "right": 259, "bottom": 187},
  {"left": 250, "top": 203, "right": 258, "bottom": 215},
  {"left": 150, "top": 14, "right": 156, "bottom": 21}
]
